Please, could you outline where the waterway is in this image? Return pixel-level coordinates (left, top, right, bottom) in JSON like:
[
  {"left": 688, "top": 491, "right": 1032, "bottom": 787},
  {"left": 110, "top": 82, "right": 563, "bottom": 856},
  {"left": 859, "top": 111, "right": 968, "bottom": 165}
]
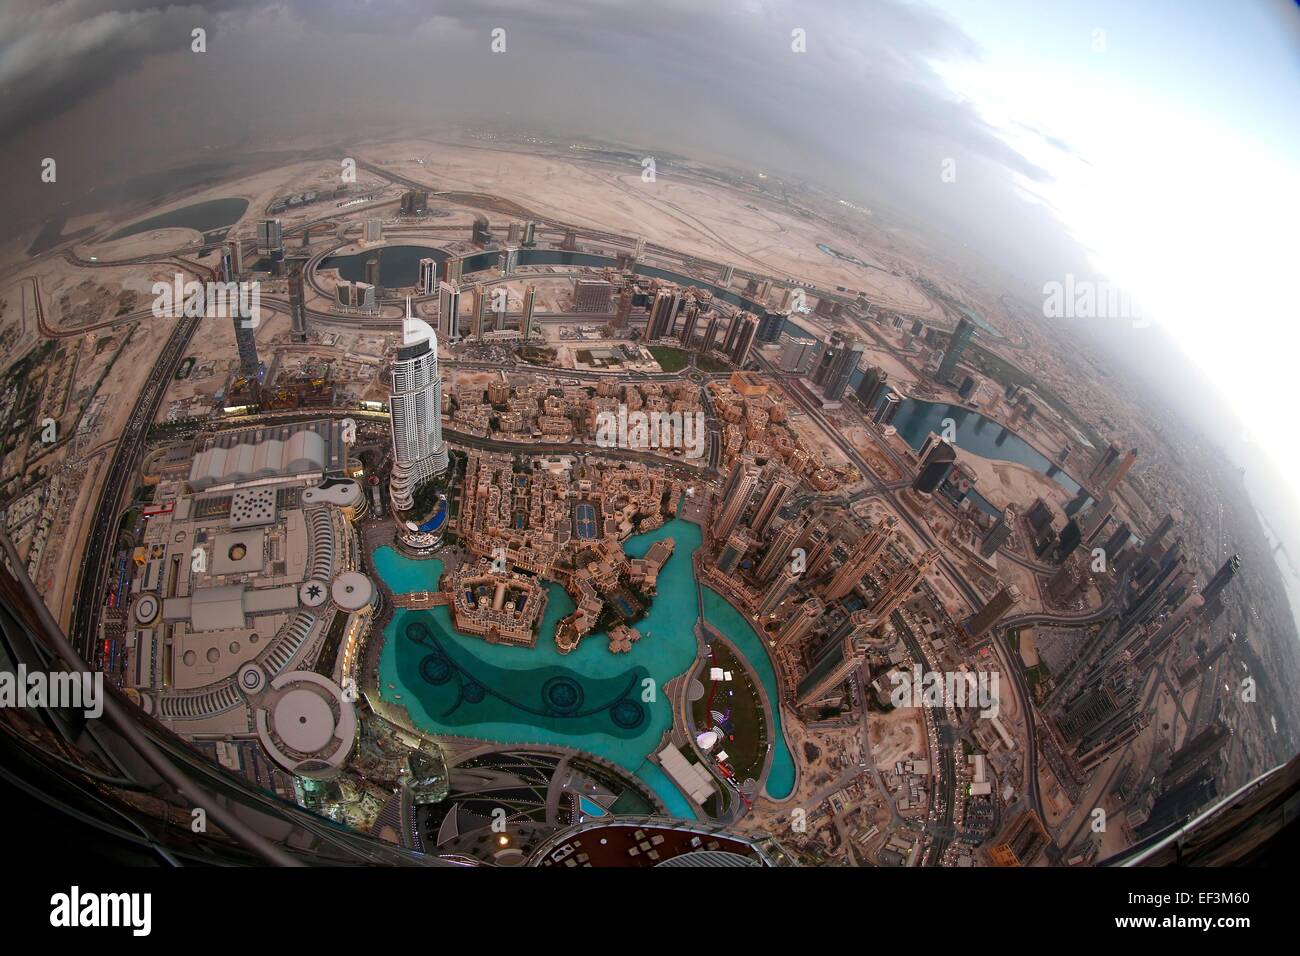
[
  {"left": 372, "top": 516, "right": 799, "bottom": 817},
  {"left": 107, "top": 197, "right": 249, "bottom": 242},
  {"left": 890, "top": 398, "right": 1084, "bottom": 499},
  {"left": 320, "top": 245, "right": 448, "bottom": 288},
  {"left": 701, "top": 588, "right": 797, "bottom": 800}
]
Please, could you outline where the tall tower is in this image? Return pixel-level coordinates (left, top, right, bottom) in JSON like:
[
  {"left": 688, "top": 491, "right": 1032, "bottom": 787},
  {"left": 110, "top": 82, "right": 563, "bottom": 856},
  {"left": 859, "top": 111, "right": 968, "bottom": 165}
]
[
  {"left": 437, "top": 281, "right": 461, "bottom": 344},
  {"left": 936, "top": 316, "right": 974, "bottom": 384},
  {"left": 418, "top": 258, "right": 439, "bottom": 296},
  {"left": 522, "top": 285, "right": 537, "bottom": 340},
  {"left": 823, "top": 335, "right": 863, "bottom": 400},
  {"left": 232, "top": 313, "right": 260, "bottom": 380},
  {"left": 288, "top": 265, "right": 308, "bottom": 343},
  {"left": 713, "top": 460, "right": 761, "bottom": 543},
  {"left": 755, "top": 516, "right": 804, "bottom": 583},
  {"left": 758, "top": 566, "right": 800, "bottom": 618},
  {"left": 751, "top": 472, "right": 798, "bottom": 537},
  {"left": 912, "top": 437, "right": 957, "bottom": 495},
  {"left": 648, "top": 289, "right": 679, "bottom": 339},
  {"left": 965, "top": 585, "right": 1020, "bottom": 642},
  {"left": 1100, "top": 448, "right": 1138, "bottom": 495},
  {"left": 729, "top": 312, "right": 759, "bottom": 366},
  {"left": 865, "top": 547, "right": 939, "bottom": 628},
  {"left": 257, "top": 218, "right": 282, "bottom": 254},
  {"left": 388, "top": 297, "right": 448, "bottom": 512},
  {"left": 824, "top": 517, "right": 896, "bottom": 601},
  {"left": 776, "top": 597, "right": 822, "bottom": 648}
]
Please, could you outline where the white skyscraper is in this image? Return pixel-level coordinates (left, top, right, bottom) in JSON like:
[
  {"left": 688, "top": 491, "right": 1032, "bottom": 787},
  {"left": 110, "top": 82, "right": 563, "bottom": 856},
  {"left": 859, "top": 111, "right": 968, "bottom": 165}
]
[{"left": 388, "top": 297, "right": 448, "bottom": 512}]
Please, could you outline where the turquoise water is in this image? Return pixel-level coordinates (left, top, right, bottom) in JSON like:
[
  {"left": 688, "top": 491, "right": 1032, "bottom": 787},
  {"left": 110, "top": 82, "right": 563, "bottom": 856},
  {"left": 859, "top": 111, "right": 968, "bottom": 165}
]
[
  {"left": 701, "top": 588, "right": 798, "bottom": 800},
  {"left": 372, "top": 547, "right": 443, "bottom": 593},
  {"left": 375, "top": 522, "right": 704, "bottom": 817},
  {"left": 579, "top": 796, "right": 607, "bottom": 818}
]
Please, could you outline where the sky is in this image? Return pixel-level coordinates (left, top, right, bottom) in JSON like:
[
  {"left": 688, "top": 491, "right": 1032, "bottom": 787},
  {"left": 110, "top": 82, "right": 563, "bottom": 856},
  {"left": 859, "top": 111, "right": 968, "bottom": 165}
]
[
  {"left": 2, "top": 0, "right": 1299, "bottom": 517},
  {"left": 927, "top": 0, "right": 1300, "bottom": 512}
]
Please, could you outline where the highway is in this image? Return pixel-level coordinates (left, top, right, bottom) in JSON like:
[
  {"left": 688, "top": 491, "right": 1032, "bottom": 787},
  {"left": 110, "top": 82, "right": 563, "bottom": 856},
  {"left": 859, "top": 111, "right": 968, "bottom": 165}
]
[{"left": 67, "top": 254, "right": 214, "bottom": 659}]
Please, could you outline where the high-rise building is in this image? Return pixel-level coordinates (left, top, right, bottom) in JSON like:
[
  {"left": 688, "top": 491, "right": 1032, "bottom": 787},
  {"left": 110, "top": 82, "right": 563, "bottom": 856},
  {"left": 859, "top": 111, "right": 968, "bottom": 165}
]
[
  {"left": 614, "top": 287, "right": 634, "bottom": 330},
  {"left": 388, "top": 298, "right": 448, "bottom": 512},
  {"left": 863, "top": 547, "right": 938, "bottom": 627},
  {"left": 574, "top": 279, "right": 613, "bottom": 313},
  {"left": 796, "top": 633, "right": 861, "bottom": 705},
  {"left": 873, "top": 390, "right": 902, "bottom": 426},
  {"left": 716, "top": 530, "right": 751, "bottom": 576},
  {"left": 823, "top": 335, "right": 863, "bottom": 400},
  {"left": 506, "top": 222, "right": 523, "bottom": 245},
  {"left": 1102, "top": 522, "right": 1132, "bottom": 562},
  {"left": 729, "top": 312, "right": 759, "bottom": 366},
  {"left": 257, "top": 218, "right": 283, "bottom": 254},
  {"left": 444, "top": 257, "right": 463, "bottom": 285},
  {"left": 777, "top": 597, "right": 821, "bottom": 648},
  {"left": 364, "top": 257, "right": 381, "bottom": 292},
  {"left": 225, "top": 237, "right": 244, "bottom": 278},
  {"left": 936, "top": 317, "right": 974, "bottom": 383},
  {"left": 288, "top": 266, "right": 307, "bottom": 343},
  {"left": 802, "top": 524, "right": 836, "bottom": 577},
  {"left": 824, "top": 517, "right": 896, "bottom": 601},
  {"left": 980, "top": 507, "right": 1015, "bottom": 557},
  {"left": 912, "top": 437, "right": 958, "bottom": 495},
  {"left": 1100, "top": 448, "right": 1138, "bottom": 495},
  {"left": 418, "top": 258, "right": 438, "bottom": 296},
  {"left": 648, "top": 289, "right": 679, "bottom": 339},
  {"left": 232, "top": 312, "right": 260, "bottom": 379},
  {"left": 751, "top": 473, "right": 798, "bottom": 537},
  {"left": 502, "top": 246, "right": 519, "bottom": 277},
  {"left": 758, "top": 567, "right": 800, "bottom": 618},
  {"left": 854, "top": 365, "right": 888, "bottom": 409},
  {"left": 1201, "top": 554, "right": 1241, "bottom": 607},
  {"left": 400, "top": 190, "right": 428, "bottom": 216},
  {"left": 437, "top": 281, "right": 461, "bottom": 344},
  {"left": 522, "top": 221, "right": 536, "bottom": 247},
  {"left": 966, "top": 585, "right": 1020, "bottom": 641},
  {"left": 472, "top": 217, "right": 491, "bottom": 247},
  {"left": 679, "top": 304, "right": 701, "bottom": 347},
  {"left": 755, "top": 516, "right": 804, "bottom": 583},
  {"left": 757, "top": 310, "right": 785, "bottom": 343},
  {"left": 700, "top": 314, "right": 722, "bottom": 354},
  {"left": 779, "top": 334, "right": 818, "bottom": 374},
  {"left": 720, "top": 263, "right": 735, "bottom": 286},
  {"left": 713, "top": 459, "right": 761, "bottom": 542},
  {"left": 1089, "top": 444, "right": 1121, "bottom": 485},
  {"left": 365, "top": 219, "right": 383, "bottom": 243},
  {"left": 560, "top": 228, "right": 577, "bottom": 251},
  {"left": 521, "top": 285, "right": 537, "bottom": 340}
]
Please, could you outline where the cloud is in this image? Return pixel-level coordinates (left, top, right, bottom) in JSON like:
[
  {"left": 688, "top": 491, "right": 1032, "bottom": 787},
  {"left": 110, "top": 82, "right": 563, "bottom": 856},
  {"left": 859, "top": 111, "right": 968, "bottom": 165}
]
[{"left": 0, "top": 0, "right": 1091, "bottom": 276}]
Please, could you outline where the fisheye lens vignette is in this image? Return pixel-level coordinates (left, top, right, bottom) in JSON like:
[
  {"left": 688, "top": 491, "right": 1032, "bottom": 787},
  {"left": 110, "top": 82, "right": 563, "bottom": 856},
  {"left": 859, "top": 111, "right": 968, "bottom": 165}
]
[{"left": 0, "top": 0, "right": 1297, "bottom": 915}]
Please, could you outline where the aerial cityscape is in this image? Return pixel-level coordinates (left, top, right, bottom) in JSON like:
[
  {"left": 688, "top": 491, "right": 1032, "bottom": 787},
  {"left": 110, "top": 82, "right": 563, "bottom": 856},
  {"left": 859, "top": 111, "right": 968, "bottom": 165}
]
[{"left": 1, "top": 0, "right": 1298, "bottom": 890}]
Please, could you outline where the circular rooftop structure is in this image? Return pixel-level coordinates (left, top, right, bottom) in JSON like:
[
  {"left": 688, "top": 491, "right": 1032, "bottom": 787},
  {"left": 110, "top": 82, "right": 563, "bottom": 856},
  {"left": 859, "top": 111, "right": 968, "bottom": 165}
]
[
  {"left": 254, "top": 671, "right": 357, "bottom": 780},
  {"left": 274, "top": 689, "right": 335, "bottom": 753},
  {"left": 300, "top": 578, "right": 329, "bottom": 607},
  {"left": 331, "top": 571, "right": 375, "bottom": 611},
  {"left": 133, "top": 593, "right": 160, "bottom": 626}
]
